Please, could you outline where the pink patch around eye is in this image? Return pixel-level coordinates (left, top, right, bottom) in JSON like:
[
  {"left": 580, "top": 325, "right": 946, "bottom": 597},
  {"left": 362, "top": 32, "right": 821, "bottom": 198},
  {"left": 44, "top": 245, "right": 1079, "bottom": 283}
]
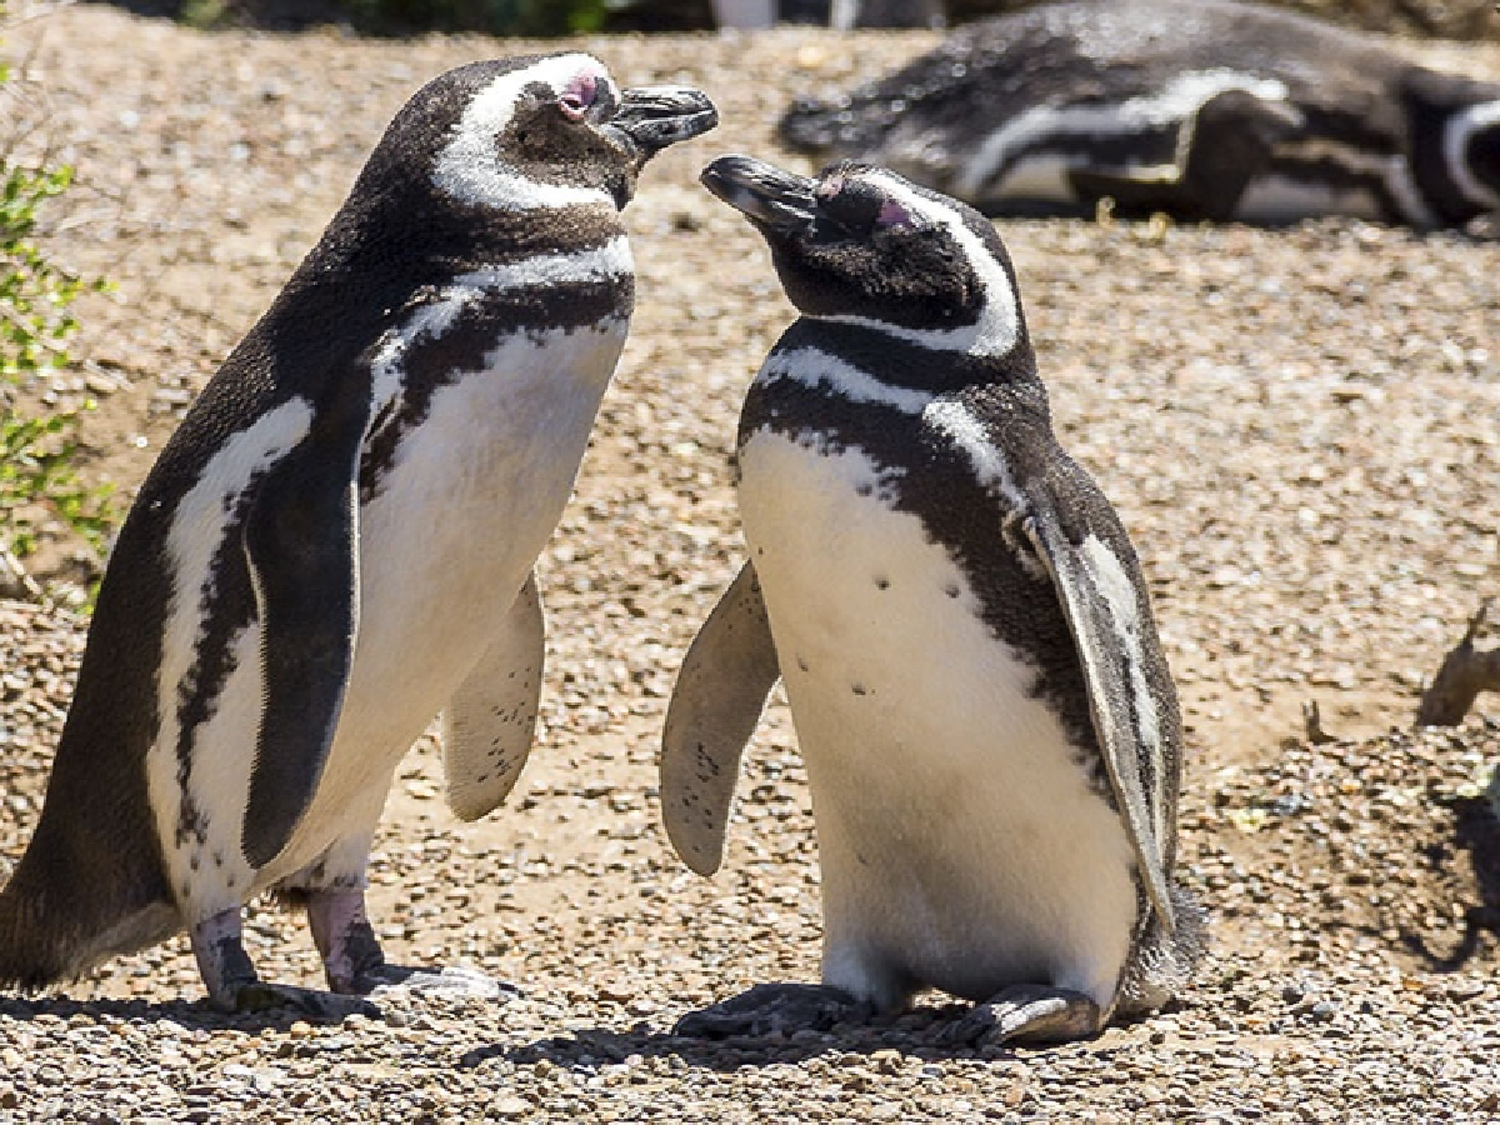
[
  {"left": 560, "top": 72, "right": 597, "bottom": 120},
  {"left": 876, "top": 199, "right": 914, "bottom": 228},
  {"left": 876, "top": 199, "right": 906, "bottom": 228}
]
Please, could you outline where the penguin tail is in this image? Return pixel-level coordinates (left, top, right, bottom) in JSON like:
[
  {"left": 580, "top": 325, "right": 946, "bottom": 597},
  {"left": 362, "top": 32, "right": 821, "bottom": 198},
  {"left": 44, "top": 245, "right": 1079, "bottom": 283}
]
[
  {"left": 0, "top": 816, "right": 179, "bottom": 990},
  {"left": 0, "top": 878, "right": 80, "bottom": 989},
  {"left": 1116, "top": 883, "right": 1208, "bottom": 1018}
]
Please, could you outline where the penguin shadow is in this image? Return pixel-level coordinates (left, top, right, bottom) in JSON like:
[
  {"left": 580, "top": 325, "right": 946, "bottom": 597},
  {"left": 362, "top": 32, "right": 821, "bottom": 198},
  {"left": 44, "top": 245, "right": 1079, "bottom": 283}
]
[
  {"left": 475, "top": 1000, "right": 1139, "bottom": 1072},
  {"left": 0, "top": 992, "right": 364, "bottom": 1034},
  {"left": 1405, "top": 793, "right": 1500, "bottom": 971}
]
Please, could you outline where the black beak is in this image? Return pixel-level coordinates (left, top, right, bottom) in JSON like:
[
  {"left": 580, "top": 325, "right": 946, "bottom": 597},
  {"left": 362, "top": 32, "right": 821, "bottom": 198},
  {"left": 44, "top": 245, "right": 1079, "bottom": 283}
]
[
  {"left": 700, "top": 154, "right": 817, "bottom": 232},
  {"left": 607, "top": 86, "right": 718, "bottom": 161}
]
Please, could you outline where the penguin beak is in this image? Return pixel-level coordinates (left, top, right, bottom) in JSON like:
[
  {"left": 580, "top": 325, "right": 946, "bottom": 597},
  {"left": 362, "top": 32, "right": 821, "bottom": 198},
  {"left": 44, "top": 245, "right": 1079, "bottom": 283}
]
[
  {"left": 700, "top": 154, "right": 817, "bottom": 232},
  {"left": 607, "top": 86, "right": 719, "bottom": 162}
]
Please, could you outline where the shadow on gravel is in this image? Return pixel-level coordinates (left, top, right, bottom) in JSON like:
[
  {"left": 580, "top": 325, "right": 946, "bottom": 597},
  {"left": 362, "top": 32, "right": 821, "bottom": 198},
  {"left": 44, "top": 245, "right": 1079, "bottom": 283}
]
[
  {"left": 478, "top": 1006, "right": 1047, "bottom": 1072},
  {"left": 0, "top": 993, "right": 359, "bottom": 1033},
  {"left": 1407, "top": 794, "right": 1500, "bottom": 971}
]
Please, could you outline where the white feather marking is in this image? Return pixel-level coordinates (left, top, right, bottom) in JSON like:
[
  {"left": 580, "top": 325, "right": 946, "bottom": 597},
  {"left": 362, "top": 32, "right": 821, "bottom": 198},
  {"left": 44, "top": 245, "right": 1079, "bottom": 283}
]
[
  {"left": 819, "top": 171, "right": 1021, "bottom": 358},
  {"left": 431, "top": 53, "right": 618, "bottom": 211},
  {"left": 1078, "top": 534, "right": 1161, "bottom": 757},
  {"left": 921, "top": 399, "right": 1022, "bottom": 501},
  {"left": 368, "top": 237, "right": 633, "bottom": 407},
  {"left": 147, "top": 398, "right": 315, "bottom": 915},
  {"left": 957, "top": 70, "right": 1291, "bottom": 202},
  {"left": 1444, "top": 99, "right": 1500, "bottom": 213},
  {"left": 762, "top": 345, "right": 935, "bottom": 413},
  {"left": 1381, "top": 158, "right": 1439, "bottom": 228},
  {"left": 452, "top": 235, "right": 633, "bottom": 293}
]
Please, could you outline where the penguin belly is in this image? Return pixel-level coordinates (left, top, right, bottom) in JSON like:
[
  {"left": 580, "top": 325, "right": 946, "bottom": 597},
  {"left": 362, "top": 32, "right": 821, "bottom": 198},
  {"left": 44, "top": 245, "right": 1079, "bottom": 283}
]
[
  {"left": 737, "top": 430, "right": 1139, "bottom": 1011},
  {"left": 147, "top": 318, "right": 627, "bottom": 911},
  {"left": 271, "top": 319, "right": 630, "bottom": 881}
]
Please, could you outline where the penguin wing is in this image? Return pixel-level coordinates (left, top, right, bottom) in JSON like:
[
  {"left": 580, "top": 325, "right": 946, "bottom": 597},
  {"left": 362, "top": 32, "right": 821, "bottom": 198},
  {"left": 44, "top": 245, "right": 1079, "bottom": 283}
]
[
  {"left": 441, "top": 571, "right": 546, "bottom": 822},
  {"left": 660, "top": 561, "right": 781, "bottom": 876},
  {"left": 239, "top": 392, "right": 368, "bottom": 869},
  {"left": 1018, "top": 490, "right": 1179, "bottom": 933}
]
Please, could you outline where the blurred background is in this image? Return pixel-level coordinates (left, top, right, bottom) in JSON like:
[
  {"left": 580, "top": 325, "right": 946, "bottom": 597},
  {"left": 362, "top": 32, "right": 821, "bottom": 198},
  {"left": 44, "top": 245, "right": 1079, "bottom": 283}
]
[{"left": 90, "top": 0, "right": 1500, "bottom": 40}]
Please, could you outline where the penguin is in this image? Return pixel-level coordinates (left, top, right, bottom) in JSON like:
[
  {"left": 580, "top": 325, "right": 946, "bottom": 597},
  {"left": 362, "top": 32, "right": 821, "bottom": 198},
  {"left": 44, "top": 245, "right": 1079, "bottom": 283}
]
[
  {"left": 0, "top": 54, "right": 716, "bottom": 1014},
  {"left": 778, "top": 0, "right": 1500, "bottom": 228},
  {"left": 660, "top": 155, "right": 1201, "bottom": 1045}
]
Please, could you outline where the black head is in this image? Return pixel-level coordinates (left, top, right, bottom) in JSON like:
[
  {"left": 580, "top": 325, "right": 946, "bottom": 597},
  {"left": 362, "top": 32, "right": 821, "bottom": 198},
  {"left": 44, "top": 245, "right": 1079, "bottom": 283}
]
[
  {"left": 365, "top": 53, "right": 717, "bottom": 214},
  {"left": 1401, "top": 67, "right": 1500, "bottom": 223},
  {"left": 700, "top": 155, "right": 1028, "bottom": 359},
  {"left": 1446, "top": 100, "right": 1500, "bottom": 216}
]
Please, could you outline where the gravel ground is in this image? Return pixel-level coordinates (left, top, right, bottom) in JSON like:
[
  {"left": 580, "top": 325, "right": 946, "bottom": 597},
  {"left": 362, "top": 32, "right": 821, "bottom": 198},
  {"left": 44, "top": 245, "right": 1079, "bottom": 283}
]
[{"left": 2, "top": 4, "right": 1500, "bottom": 1121}]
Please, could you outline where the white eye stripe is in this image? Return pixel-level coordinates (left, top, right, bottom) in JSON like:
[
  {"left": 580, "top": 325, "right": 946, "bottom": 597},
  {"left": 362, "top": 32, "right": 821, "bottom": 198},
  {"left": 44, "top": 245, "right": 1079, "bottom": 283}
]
[
  {"left": 1445, "top": 99, "right": 1500, "bottom": 212},
  {"left": 818, "top": 170, "right": 1022, "bottom": 358},
  {"left": 431, "top": 53, "right": 618, "bottom": 212}
]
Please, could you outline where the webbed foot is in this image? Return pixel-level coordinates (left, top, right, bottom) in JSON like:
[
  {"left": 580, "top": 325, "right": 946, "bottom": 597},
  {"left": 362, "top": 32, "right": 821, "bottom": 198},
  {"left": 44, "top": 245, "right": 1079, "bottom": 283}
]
[
  {"left": 305, "top": 887, "right": 510, "bottom": 1000},
  {"left": 232, "top": 980, "right": 380, "bottom": 1019},
  {"left": 942, "top": 984, "right": 1103, "bottom": 1047},
  {"left": 674, "top": 982, "right": 873, "bottom": 1039},
  {"left": 190, "top": 907, "right": 379, "bottom": 1018}
]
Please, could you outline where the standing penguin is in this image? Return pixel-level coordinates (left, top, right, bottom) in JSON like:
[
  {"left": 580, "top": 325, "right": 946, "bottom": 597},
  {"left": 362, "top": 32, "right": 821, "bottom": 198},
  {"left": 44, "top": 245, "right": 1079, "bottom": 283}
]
[
  {"left": 0, "top": 55, "right": 715, "bottom": 1013},
  {"left": 779, "top": 0, "right": 1500, "bottom": 228},
  {"left": 661, "top": 155, "right": 1200, "bottom": 1044}
]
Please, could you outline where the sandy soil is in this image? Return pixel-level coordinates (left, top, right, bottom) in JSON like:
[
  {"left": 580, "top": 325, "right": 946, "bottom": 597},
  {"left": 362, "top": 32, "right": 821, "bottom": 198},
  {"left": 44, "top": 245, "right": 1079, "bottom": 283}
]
[{"left": 0, "top": 4, "right": 1499, "bottom": 1122}]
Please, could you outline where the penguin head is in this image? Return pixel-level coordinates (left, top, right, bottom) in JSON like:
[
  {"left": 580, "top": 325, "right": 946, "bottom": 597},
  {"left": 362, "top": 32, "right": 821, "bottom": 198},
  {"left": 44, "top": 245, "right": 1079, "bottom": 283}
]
[
  {"left": 1401, "top": 68, "right": 1500, "bottom": 221},
  {"left": 700, "top": 154, "right": 1027, "bottom": 359},
  {"left": 374, "top": 54, "right": 716, "bottom": 214},
  {"left": 1448, "top": 102, "right": 1500, "bottom": 214}
]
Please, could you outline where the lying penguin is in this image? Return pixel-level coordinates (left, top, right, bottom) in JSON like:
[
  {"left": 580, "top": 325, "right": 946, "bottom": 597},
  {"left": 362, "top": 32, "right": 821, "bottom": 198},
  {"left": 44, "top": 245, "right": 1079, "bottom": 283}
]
[
  {"left": 779, "top": 0, "right": 1500, "bottom": 228},
  {"left": 661, "top": 155, "right": 1202, "bottom": 1044},
  {"left": 0, "top": 55, "right": 715, "bottom": 1014}
]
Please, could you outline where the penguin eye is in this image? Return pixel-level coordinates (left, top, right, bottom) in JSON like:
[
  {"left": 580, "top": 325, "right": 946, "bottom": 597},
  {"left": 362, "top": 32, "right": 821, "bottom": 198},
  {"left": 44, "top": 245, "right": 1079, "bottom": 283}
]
[{"left": 818, "top": 180, "right": 898, "bottom": 235}]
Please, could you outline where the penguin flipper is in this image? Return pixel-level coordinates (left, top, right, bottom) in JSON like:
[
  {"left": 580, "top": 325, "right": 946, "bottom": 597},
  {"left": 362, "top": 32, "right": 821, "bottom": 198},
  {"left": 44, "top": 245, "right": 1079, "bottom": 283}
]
[
  {"left": 660, "top": 561, "right": 781, "bottom": 876},
  {"left": 1018, "top": 505, "right": 1178, "bottom": 933},
  {"left": 441, "top": 571, "right": 545, "bottom": 822},
  {"left": 1068, "top": 90, "right": 1302, "bottom": 222},
  {"left": 240, "top": 402, "right": 366, "bottom": 870}
]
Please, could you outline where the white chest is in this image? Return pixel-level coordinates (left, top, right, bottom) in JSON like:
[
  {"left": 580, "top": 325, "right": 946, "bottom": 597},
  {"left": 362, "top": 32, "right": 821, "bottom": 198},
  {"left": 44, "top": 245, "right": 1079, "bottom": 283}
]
[
  {"left": 737, "top": 428, "right": 1138, "bottom": 1007},
  {"left": 146, "top": 308, "right": 628, "bottom": 909},
  {"left": 278, "top": 318, "right": 629, "bottom": 867}
]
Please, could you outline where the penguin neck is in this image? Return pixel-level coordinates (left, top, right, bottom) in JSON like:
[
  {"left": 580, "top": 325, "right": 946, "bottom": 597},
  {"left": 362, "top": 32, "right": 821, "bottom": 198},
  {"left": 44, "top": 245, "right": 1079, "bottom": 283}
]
[
  {"left": 812, "top": 306, "right": 1017, "bottom": 360},
  {"left": 301, "top": 191, "right": 627, "bottom": 300},
  {"left": 780, "top": 317, "right": 1042, "bottom": 399}
]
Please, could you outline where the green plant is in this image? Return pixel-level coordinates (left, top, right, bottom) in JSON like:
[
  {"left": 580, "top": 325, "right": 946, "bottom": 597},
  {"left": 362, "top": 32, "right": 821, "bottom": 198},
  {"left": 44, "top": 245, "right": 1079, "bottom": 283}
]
[{"left": 0, "top": 53, "right": 115, "bottom": 596}]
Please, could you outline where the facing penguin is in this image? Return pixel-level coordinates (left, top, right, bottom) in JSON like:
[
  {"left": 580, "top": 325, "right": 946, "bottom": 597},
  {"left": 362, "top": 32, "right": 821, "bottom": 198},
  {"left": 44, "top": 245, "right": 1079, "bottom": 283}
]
[
  {"left": 661, "top": 155, "right": 1201, "bottom": 1045},
  {"left": 778, "top": 0, "right": 1500, "bottom": 229},
  {"left": 0, "top": 54, "right": 716, "bottom": 1014}
]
